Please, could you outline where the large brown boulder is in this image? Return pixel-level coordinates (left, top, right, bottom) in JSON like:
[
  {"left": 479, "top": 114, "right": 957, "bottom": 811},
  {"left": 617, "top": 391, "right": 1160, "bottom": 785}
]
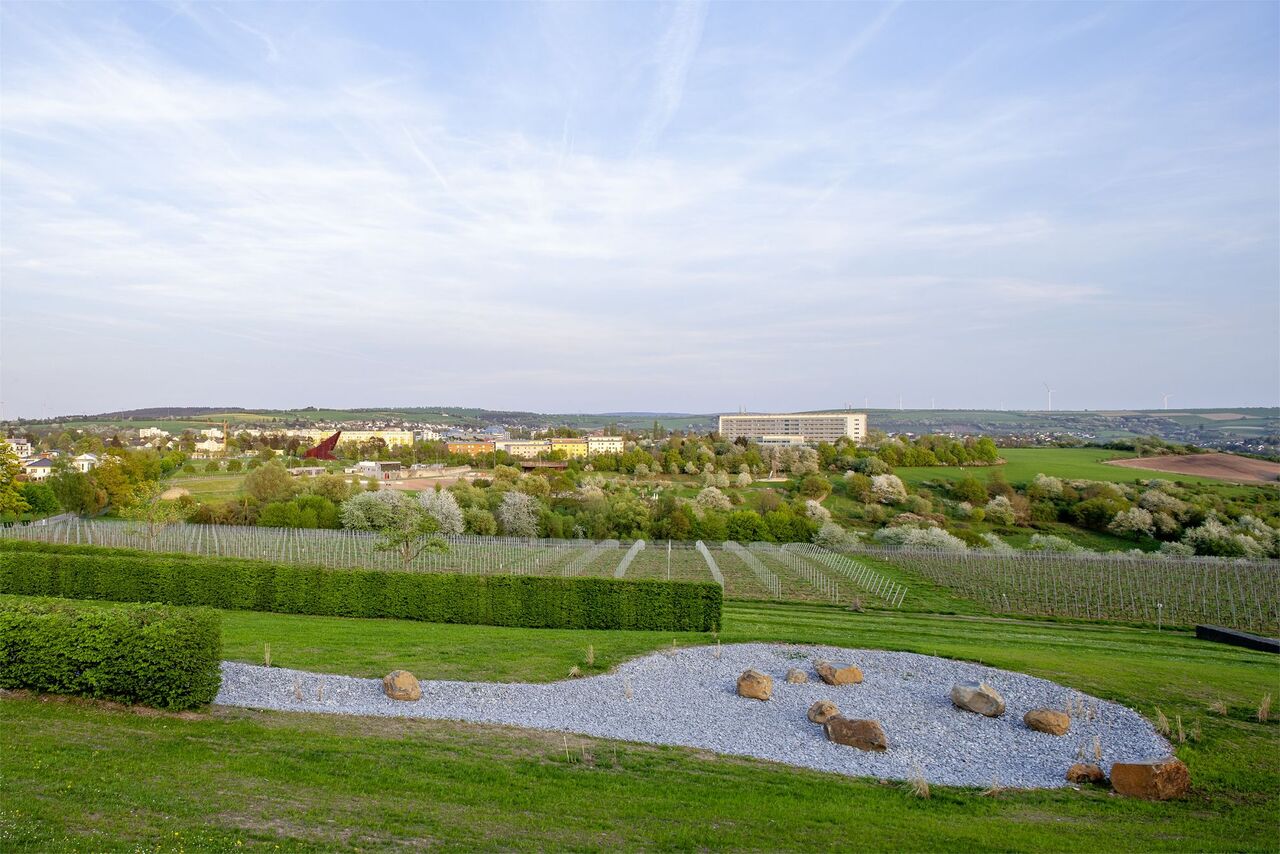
[
  {"left": 1110, "top": 758, "right": 1190, "bottom": 800},
  {"left": 1066, "top": 763, "right": 1107, "bottom": 785},
  {"left": 807, "top": 700, "right": 840, "bottom": 724},
  {"left": 736, "top": 669, "right": 773, "bottom": 701},
  {"left": 814, "top": 660, "right": 863, "bottom": 686},
  {"left": 949, "top": 681, "right": 1005, "bottom": 717},
  {"left": 785, "top": 668, "right": 809, "bottom": 684},
  {"left": 383, "top": 670, "right": 422, "bottom": 701},
  {"left": 1024, "top": 708, "right": 1071, "bottom": 736},
  {"left": 824, "top": 717, "right": 887, "bottom": 752}
]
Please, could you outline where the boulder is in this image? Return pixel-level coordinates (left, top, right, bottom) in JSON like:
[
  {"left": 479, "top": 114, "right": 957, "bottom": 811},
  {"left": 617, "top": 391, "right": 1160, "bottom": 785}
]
[
  {"left": 814, "top": 659, "right": 864, "bottom": 686},
  {"left": 785, "top": 668, "right": 809, "bottom": 684},
  {"left": 1024, "top": 708, "right": 1071, "bottom": 736},
  {"left": 383, "top": 670, "right": 421, "bottom": 701},
  {"left": 1066, "top": 763, "right": 1107, "bottom": 785},
  {"left": 736, "top": 669, "right": 773, "bottom": 701},
  {"left": 824, "top": 717, "right": 887, "bottom": 752},
  {"left": 807, "top": 700, "right": 840, "bottom": 724},
  {"left": 949, "top": 681, "right": 1005, "bottom": 717},
  {"left": 1110, "top": 758, "right": 1191, "bottom": 800}
]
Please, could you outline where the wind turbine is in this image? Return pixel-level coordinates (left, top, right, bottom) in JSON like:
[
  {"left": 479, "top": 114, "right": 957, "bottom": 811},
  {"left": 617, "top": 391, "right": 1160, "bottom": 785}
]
[
  {"left": 1044, "top": 382, "right": 1055, "bottom": 413},
  {"left": 1162, "top": 393, "right": 1173, "bottom": 410}
]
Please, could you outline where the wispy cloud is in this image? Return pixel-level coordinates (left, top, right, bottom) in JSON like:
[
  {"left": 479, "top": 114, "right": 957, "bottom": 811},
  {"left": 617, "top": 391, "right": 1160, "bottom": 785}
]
[{"left": 0, "top": 1, "right": 1275, "bottom": 415}]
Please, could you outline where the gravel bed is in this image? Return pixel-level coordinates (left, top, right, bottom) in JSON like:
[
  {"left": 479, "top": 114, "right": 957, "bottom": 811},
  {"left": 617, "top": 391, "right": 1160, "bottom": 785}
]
[{"left": 214, "top": 643, "right": 1170, "bottom": 788}]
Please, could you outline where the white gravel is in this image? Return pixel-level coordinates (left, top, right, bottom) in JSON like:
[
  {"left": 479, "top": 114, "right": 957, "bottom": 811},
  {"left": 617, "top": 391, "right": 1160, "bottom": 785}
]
[{"left": 214, "top": 643, "right": 1171, "bottom": 788}]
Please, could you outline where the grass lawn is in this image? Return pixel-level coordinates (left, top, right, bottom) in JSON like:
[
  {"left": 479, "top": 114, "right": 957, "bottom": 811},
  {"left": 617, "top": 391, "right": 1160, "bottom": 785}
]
[
  {"left": 166, "top": 472, "right": 247, "bottom": 501},
  {"left": 894, "top": 448, "right": 1243, "bottom": 489},
  {"left": 3, "top": 598, "right": 1277, "bottom": 851}
]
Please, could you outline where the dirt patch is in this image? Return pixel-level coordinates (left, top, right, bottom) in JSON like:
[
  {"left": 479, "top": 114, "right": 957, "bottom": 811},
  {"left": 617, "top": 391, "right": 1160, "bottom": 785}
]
[
  {"left": 160, "top": 486, "right": 190, "bottom": 499},
  {"left": 380, "top": 476, "right": 477, "bottom": 491},
  {"left": 1104, "top": 453, "right": 1280, "bottom": 484},
  {"left": 1199, "top": 413, "right": 1248, "bottom": 421}
]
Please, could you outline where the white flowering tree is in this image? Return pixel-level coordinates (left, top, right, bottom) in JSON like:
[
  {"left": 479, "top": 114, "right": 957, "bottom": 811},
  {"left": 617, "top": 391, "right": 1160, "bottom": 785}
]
[
  {"left": 695, "top": 486, "right": 732, "bottom": 512},
  {"left": 736, "top": 471, "right": 752, "bottom": 487},
  {"left": 870, "top": 474, "right": 908, "bottom": 505},
  {"left": 1108, "top": 507, "right": 1155, "bottom": 538},
  {"left": 497, "top": 491, "right": 541, "bottom": 538},
  {"left": 983, "top": 495, "right": 1016, "bottom": 526},
  {"left": 1026, "top": 533, "right": 1085, "bottom": 553},
  {"left": 804, "top": 499, "right": 831, "bottom": 523},
  {"left": 341, "top": 490, "right": 448, "bottom": 568},
  {"left": 419, "top": 488, "right": 465, "bottom": 536}
]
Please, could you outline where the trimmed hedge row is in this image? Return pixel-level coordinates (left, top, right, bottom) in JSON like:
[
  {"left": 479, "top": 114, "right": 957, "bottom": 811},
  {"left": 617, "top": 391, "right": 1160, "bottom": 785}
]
[
  {"left": 0, "top": 595, "right": 221, "bottom": 710},
  {"left": 0, "top": 542, "right": 722, "bottom": 632}
]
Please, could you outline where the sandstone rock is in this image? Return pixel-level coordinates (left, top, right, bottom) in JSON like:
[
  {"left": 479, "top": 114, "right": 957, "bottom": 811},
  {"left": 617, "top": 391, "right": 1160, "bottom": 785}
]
[
  {"left": 383, "top": 670, "right": 421, "bottom": 701},
  {"left": 807, "top": 700, "right": 840, "bottom": 724},
  {"left": 736, "top": 668, "right": 773, "bottom": 701},
  {"left": 1110, "top": 758, "right": 1190, "bottom": 800},
  {"left": 949, "top": 681, "right": 1005, "bottom": 717},
  {"left": 824, "top": 717, "right": 887, "bottom": 752},
  {"left": 814, "top": 659, "right": 864, "bottom": 686},
  {"left": 1066, "top": 763, "right": 1106, "bottom": 785},
  {"left": 1024, "top": 708, "right": 1071, "bottom": 736},
  {"left": 785, "top": 668, "right": 808, "bottom": 684}
]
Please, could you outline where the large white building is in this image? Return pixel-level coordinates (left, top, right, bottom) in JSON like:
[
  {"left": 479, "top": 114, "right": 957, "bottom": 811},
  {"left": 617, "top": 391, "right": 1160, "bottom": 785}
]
[{"left": 718, "top": 412, "right": 867, "bottom": 444}]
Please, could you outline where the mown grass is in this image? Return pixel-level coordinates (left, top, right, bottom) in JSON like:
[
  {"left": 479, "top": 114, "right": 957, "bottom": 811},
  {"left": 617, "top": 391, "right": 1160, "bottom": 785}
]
[
  {"left": 3, "top": 598, "right": 1277, "bottom": 851},
  {"left": 894, "top": 447, "right": 1247, "bottom": 490}
]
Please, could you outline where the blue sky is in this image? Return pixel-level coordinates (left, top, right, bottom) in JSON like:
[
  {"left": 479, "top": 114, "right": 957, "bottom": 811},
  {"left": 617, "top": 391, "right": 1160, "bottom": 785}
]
[{"left": 1, "top": 1, "right": 1276, "bottom": 418}]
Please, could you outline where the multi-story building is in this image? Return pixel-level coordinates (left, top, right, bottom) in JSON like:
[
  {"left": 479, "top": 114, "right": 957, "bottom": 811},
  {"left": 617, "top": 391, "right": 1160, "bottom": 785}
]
[
  {"left": 138, "top": 427, "right": 169, "bottom": 440},
  {"left": 194, "top": 437, "right": 225, "bottom": 454},
  {"left": 6, "top": 437, "right": 33, "bottom": 458},
  {"left": 718, "top": 412, "right": 867, "bottom": 444},
  {"left": 496, "top": 440, "right": 548, "bottom": 459},
  {"left": 339, "top": 430, "right": 414, "bottom": 448},
  {"left": 549, "top": 437, "right": 589, "bottom": 458},
  {"left": 586, "top": 435, "right": 624, "bottom": 455},
  {"left": 447, "top": 441, "right": 495, "bottom": 457}
]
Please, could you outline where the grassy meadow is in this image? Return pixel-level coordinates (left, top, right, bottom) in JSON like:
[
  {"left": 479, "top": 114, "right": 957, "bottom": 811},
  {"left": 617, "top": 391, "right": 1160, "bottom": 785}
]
[
  {"left": 894, "top": 447, "right": 1237, "bottom": 489},
  {"left": 2, "top": 597, "right": 1278, "bottom": 851}
]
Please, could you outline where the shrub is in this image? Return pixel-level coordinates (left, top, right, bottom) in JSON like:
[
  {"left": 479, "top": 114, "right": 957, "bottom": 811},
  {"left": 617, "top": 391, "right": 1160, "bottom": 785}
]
[
  {"left": 0, "top": 596, "right": 221, "bottom": 710},
  {"left": 871, "top": 474, "right": 908, "bottom": 505},
  {"left": 0, "top": 542, "right": 721, "bottom": 632}
]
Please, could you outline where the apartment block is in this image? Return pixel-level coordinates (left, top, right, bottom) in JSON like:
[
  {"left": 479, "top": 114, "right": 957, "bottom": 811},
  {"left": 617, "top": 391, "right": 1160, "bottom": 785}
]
[{"left": 718, "top": 412, "right": 867, "bottom": 444}]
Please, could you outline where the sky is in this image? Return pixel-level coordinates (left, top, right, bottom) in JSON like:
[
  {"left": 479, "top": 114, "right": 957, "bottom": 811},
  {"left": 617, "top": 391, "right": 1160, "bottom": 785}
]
[{"left": 1, "top": 1, "right": 1277, "bottom": 419}]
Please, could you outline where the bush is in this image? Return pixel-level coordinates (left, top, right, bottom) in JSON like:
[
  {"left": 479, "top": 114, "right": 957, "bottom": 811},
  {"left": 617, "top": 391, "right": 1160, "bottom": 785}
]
[
  {"left": 0, "top": 596, "right": 221, "bottom": 710},
  {"left": 0, "top": 542, "right": 721, "bottom": 633}
]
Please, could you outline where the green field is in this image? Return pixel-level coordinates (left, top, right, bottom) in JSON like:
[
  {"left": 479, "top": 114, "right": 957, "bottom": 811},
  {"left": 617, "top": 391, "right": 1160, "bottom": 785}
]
[
  {"left": 2, "top": 598, "right": 1277, "bottom": 851},
  {"left": 894, "top": 447, "right": 1247, "bottom": 489},
  {"left": 168, "top": 472, "right": 248, "bottom": 501}
]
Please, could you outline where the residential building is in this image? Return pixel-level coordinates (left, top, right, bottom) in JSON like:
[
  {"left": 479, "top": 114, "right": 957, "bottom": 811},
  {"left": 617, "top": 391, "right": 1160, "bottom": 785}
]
[
  {"left": 200, "top": 428, "right": 224, "bottom": 439},
  {"left": 549, "top": 437, "right": 589, "bottom": 458},
  {"left": 496, "top": 440, "right": 548, "bottom": 459},
  {"left": 447, "top": 441, "right": 495, "bottom": 457},
  {"left": 340, "top": 430, "right": 414, "bottom": 448},
  {"left": 6, "top": 437, "right": 33, "bottom": 458},
  {"left": 22, "top": 458, "right": 54, "bottom": 481},
  {"left": 72, "top": 453, "right": 99, "bottom": 473},
  {"left": 138, "top": 427, "right": 170, "bottom": 439},
  {"left": 289, "top": 466, "right": 328, "bottom": 478},
  {"left": 194, "top": 437, "right": 225, "bottom": 454},
  {"left": 586, "top": 435, "right": 625, "bottom": 455},
  {"left": 718, "top": 412, "right": 868, "bottom": 444}
]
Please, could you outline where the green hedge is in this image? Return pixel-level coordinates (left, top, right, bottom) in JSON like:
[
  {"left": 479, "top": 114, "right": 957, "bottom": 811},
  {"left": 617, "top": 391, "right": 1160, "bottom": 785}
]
[
  {"left": 0, "top": 595, "right": 221, "bottom": 710},
  {"left": 0, "top": 541, "right": 722, "bottom": 632}
]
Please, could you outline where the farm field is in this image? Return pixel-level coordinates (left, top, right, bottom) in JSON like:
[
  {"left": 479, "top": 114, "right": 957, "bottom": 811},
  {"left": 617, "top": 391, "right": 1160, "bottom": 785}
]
[
  {"left": 1104, "top": 453, "right": 1280, "bottom": 485},
  {"left": 167, "top": 472, "right": 249, "bottom": 501},
  {"left": 1, "top": 598, "right": 1276, "bottom": 851},
  {"left": 892, "top": 447, "right": 1255, "bottom": 489}
]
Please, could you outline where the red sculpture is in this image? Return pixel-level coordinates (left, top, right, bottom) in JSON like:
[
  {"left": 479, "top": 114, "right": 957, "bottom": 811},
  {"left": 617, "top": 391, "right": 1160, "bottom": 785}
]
[{"left": 303, "top": 430, "right": 342, "bottom": 460}]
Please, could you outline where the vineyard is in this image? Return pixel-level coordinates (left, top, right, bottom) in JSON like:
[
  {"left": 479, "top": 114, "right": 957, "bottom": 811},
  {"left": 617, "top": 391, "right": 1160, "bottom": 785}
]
[
  {"left": 0, "top": 519, "right": 906, "bottom": 608},
  {"left": 864, "top": 547, "right": 1279, "bottom": 635},
  {"left": 3, "top": 519, "right": 1275, "bottom": 633}
]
